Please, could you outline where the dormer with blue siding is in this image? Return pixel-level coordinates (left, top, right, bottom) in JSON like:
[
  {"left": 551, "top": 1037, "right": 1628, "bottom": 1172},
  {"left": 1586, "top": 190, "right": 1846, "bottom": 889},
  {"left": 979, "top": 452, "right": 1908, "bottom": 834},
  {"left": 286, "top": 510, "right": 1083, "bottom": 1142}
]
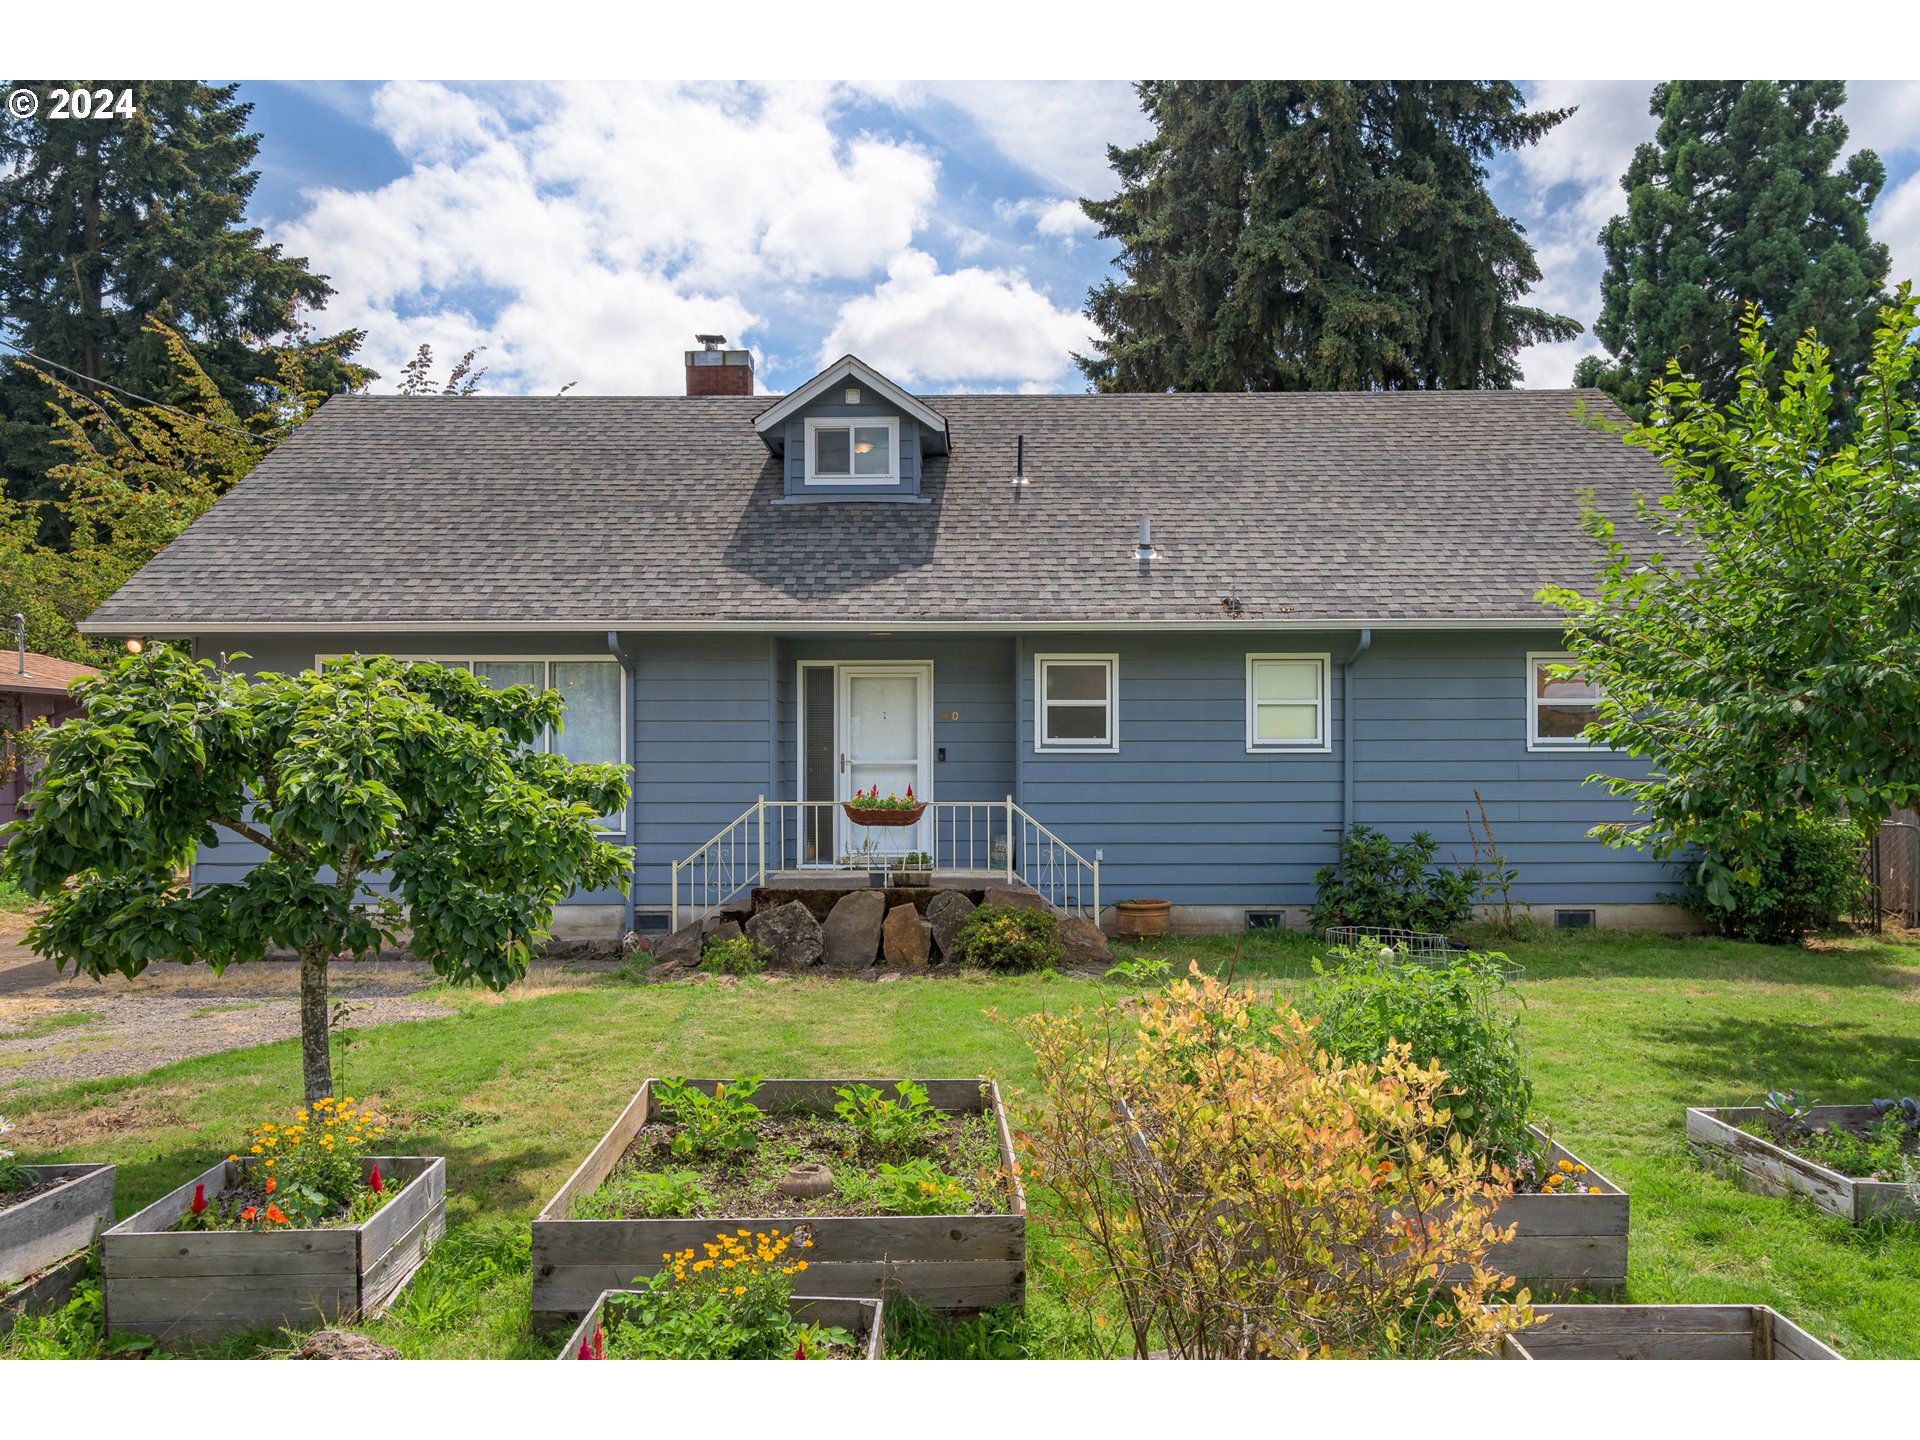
[{"left": 753, "top": 355, "right": 950, "bottom": 503}]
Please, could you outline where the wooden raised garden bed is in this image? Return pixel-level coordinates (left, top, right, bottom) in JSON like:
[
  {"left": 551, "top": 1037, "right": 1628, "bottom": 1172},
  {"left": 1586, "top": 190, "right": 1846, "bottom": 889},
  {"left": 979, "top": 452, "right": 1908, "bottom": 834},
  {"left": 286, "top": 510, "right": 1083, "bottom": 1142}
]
[
  {"left": 532, "top": 1078, "right": 1026, "bottom": 1329},
  {"left": 1686, "top": 1105, "right": 1918, "bottom": 1224},
  {"left": 557, "top": 1289, "right": 884, "bottom": 1360},
  {"left": 1, "top": 1163, "right": 116, "bottom": 1329},
  {"left": 1495, "top": 1304, "right": 1842, "bottom": 1360},
  {"left": 102, "top": 1156, "right": 444, "bottom": 1341},
  {"left": 1474, "top": 1128, "right": 1628, "bottom": 1296}
]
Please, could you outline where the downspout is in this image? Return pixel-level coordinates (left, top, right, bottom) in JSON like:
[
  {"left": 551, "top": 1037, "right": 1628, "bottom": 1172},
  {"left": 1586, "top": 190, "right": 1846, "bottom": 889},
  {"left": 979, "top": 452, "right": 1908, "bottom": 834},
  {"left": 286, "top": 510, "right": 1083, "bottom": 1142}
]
[
  {"left": 1341, "top": 628, "right": 1372, "bottom": 835},
  {"left": 606, "top": 630, "right": 638, "bottom": 938}
]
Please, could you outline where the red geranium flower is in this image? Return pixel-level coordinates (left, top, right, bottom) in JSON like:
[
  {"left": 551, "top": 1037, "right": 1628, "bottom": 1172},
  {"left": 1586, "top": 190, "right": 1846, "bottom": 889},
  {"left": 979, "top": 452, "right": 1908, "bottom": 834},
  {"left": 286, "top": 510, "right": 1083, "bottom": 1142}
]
[
  {"left": 369, "top": 1164, "right": 383, "bottom": 1193},
  {"left": 189, "top": 1183, "right": 207, "bottom": 1215}
]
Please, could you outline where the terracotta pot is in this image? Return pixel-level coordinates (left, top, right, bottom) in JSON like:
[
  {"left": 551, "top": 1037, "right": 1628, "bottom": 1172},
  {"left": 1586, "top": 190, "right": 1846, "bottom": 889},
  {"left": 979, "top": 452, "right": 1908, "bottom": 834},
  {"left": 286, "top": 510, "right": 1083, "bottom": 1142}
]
[
  {"left": 842, "top": 801, "right": 927, "bottom": 827},
  {"left": 1114, "top": 898, "right": 1172, "bottom": 937}
]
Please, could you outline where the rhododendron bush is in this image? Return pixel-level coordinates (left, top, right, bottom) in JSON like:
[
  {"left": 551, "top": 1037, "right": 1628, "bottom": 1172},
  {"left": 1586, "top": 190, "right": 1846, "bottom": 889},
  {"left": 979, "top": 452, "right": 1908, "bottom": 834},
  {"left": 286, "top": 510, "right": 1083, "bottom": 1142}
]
[{"left": 1008, "top": 968, "right": 1531, "bottom": 1358}]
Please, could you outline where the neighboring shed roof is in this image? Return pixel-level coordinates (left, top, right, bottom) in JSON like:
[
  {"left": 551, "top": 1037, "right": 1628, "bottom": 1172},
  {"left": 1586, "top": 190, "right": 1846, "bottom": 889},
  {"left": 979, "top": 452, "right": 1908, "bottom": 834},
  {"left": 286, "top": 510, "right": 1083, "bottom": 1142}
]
[
  {"left": 83, "top": 388, "right": 1666, "bottom": 634},
  {"left": 0, "top": 651, "right": 99, "bottom": 695}
]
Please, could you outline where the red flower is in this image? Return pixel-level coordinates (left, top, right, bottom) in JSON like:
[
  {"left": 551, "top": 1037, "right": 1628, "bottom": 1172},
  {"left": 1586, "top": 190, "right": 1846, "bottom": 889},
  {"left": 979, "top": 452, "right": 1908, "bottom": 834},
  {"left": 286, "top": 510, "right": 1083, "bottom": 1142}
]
[
  {"left": 905, "top": 785, "right": 914, "bottom": 799},
  {"left": 795, "top": 1339, "right": 808, "bottom": 1360},
  {"left": 240, "top": 1206, "right": 258, "bottom": 1222},
  {"left": 189, "top": 1183, "right": 207, "bottom": 1215},
  {"left": 264, "top": 1176, "right": 277, "bottom": 1195},
  {"left": 577, "top": 1329, "right": 603, "bottom": 1360},
  {"left": 592, "top": 1326, "right": 605, "bottom": 1360},
  {"left": 265, "top": 1203, "right": 289, "bottom": 1225},
  {"left": 369, "top": 1164, "right": 383, "bottom": 1193}
]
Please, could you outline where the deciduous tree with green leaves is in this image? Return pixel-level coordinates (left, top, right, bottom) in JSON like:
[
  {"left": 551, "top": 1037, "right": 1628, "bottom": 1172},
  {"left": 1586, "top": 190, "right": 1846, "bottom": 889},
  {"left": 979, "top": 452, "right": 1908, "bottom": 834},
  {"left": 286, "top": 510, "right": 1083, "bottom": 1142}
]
[
  {"left": 1574, "top": 81, "right": 1891, "bottom": 418},
  {"left": 0, "top": 649, "right": 632, "bottom": 1101},
  {"left": 1077, "top": 81, "right": 1580, "bottom": 392},
  {"left": 1540, "top": 288, "right": 1920, "bottom": 930}
]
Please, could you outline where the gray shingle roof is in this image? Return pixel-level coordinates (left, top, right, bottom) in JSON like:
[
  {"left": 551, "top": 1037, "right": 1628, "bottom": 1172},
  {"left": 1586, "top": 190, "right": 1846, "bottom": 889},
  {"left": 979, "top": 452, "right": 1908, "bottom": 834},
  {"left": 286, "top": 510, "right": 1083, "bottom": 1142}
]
[{"left": 84, "top": 389, "right": 1665, "bottom": 631}]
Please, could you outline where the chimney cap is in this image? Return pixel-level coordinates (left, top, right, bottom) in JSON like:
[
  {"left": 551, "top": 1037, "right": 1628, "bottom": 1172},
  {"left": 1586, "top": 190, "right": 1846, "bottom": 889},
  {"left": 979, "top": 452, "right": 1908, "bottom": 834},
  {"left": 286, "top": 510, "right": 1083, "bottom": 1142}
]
[{"left": 695, "top": 333, "right": 727, "bottom": 349}]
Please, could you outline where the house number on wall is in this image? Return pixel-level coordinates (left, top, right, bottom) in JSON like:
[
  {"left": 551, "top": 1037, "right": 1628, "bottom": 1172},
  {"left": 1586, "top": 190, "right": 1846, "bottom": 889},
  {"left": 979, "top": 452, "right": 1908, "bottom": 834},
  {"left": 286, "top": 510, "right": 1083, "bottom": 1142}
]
[{"left": 941, "top": 710, "right": 960, "bottom": 721}]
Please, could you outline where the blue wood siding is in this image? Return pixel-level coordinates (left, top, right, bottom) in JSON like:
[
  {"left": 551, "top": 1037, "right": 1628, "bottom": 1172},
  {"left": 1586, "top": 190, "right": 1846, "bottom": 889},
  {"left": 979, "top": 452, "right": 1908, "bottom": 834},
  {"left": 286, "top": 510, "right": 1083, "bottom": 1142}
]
[
  {"left": 183, "top": 626, "right": 1665, "bottom": 917},
  {"left": 1349, "top": 631, "right": 1666, "bottom": 906}
]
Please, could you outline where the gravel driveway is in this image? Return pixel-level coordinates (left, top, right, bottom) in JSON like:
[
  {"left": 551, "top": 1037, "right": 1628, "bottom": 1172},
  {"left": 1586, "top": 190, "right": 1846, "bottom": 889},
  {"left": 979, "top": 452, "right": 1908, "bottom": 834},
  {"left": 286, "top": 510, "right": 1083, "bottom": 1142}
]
[{"left": 0, "top": 910, "right": 615, "bottom": 1095}]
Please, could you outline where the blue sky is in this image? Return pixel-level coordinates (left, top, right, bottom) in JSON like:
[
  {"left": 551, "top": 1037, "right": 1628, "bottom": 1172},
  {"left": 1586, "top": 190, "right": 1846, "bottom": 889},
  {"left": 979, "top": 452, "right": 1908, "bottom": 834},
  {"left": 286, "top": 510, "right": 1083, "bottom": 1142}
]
[{"left": 235, "top": 80, "right": 1920, "bottom": 398}]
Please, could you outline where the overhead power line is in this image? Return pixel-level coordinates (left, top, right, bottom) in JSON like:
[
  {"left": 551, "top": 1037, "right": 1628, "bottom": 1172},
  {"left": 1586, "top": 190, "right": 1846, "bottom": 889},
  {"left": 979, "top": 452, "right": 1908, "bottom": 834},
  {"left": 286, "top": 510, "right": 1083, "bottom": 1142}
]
[{"left": 0, "top": 332, "right": 265, "bottom": 442}]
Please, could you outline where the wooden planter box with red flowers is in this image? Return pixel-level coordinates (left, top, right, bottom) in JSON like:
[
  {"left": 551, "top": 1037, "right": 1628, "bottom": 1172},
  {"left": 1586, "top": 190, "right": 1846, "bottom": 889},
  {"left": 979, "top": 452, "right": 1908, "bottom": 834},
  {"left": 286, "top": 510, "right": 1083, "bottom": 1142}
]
[
  {"left": 531, "top": 1078, "right": 1026, "bottom": 1330},
  {"left": 102, "top": 1155, "right": 445, "bottom": 1342}
]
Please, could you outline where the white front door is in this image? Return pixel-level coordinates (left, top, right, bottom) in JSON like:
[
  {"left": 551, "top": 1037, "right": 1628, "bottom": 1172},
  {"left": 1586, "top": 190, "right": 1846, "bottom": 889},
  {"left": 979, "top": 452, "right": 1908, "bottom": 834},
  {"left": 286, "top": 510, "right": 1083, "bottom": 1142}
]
[{"left": 837, "top": 663, "right": 932, "bottom": 864}]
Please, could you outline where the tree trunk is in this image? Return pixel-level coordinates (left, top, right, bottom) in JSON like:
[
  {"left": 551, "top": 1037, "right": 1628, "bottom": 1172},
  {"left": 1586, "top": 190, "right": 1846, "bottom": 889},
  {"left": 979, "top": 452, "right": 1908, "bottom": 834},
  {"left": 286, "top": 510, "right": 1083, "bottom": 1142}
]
[{"left": 299, "top": 941, "right": 333, "bottom": 1104}]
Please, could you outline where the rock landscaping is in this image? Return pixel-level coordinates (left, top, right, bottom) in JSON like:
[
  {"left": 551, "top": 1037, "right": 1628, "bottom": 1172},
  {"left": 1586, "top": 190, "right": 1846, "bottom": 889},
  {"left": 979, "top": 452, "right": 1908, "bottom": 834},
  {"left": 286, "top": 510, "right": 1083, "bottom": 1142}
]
[{"left": 649, "top": 883, "right": 1110, "bottom": 980}]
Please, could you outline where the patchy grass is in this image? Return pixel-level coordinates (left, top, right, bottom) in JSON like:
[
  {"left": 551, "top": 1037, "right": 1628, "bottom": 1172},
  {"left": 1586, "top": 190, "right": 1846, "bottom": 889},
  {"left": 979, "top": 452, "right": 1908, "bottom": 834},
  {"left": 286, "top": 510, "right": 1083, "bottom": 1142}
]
[
  {"left": 6, "top": 927, "right": 1920, "bottom": 1358},
  {"left": 0, "top": 1009, "right": 99, "bottom": 1041},
  {"left": 187, "top": 1003, "right": 262, "bottom": 1019}
]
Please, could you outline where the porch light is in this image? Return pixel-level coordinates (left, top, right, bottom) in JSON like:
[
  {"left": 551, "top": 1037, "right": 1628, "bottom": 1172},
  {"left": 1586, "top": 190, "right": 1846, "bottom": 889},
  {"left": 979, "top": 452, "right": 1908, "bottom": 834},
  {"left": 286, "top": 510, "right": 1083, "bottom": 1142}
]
[{"left": 854, "top": 440, "right": 875, "bottom": 454}]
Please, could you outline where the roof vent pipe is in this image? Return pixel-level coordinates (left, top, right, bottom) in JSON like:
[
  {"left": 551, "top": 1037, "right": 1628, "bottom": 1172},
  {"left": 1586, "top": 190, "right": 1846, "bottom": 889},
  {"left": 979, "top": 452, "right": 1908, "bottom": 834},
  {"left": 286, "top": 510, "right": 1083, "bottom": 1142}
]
[
  {"left": 1134, "top": 516, "right": 1156, "bottom": 563},
  {"left": 1011, "top": 434, "right": 1029, "bottom": 486},
  {"left": 11, "top": 613, "right": 24, "bottom": 676}
]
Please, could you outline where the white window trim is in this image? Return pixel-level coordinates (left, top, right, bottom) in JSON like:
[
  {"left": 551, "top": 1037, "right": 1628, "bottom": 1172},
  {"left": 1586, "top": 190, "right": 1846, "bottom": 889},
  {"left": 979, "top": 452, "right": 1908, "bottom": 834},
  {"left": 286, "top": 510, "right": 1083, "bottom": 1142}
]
[
  {"left": 1244, "top": 652, "right": 1331, "bottom": 753},
  {"left": 804, "top": 415, "right": 901, "bottom": 486},
  {"left": 1034, "top": 653, "right": 1119, "bottom": 754},
  {"left": 1526, "top": 651, "right": 1610, "bottom": 753},
  {"left": 314, "top": 652, "right": 631, "bottom": 831}
]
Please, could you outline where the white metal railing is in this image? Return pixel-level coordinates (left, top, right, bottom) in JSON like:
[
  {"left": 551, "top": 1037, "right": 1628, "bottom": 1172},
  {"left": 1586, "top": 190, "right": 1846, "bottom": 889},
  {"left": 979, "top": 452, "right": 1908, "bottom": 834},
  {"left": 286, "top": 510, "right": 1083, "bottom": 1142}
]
[{"left": 670, "top": 795, "right": 1099, "bottom": 932}]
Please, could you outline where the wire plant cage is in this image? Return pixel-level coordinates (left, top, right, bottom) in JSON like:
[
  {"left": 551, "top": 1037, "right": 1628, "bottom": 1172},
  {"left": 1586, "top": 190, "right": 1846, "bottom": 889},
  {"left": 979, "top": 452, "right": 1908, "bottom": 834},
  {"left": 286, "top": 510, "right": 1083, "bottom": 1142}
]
[{"left": 1320, "top": 925, "right": 1526, "bottom": 983}]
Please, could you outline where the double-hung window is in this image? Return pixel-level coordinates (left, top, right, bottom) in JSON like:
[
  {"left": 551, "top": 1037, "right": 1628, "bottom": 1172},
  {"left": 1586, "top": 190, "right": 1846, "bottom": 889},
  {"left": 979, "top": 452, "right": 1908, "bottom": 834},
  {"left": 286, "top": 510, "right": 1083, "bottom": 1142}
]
[
  {"left": 805, "top": 416, "right": 898, "bottom": 485},
  {"left": 1527, "top": 652, "right": 1607, "bottom": 750},
  {"left": 1245, "top": 654, "right": 1330, "bottom": 752},
  {"left": 1034, "top": 654, "right": 1117, "bottom": 753}
]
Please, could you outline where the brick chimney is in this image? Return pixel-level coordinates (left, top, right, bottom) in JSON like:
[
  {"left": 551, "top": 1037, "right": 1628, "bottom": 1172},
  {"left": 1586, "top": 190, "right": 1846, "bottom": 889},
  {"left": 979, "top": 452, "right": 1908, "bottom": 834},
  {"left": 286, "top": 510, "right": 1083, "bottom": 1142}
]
[{"left": 684, "top": 334, "right": 754, "bottom": 396}]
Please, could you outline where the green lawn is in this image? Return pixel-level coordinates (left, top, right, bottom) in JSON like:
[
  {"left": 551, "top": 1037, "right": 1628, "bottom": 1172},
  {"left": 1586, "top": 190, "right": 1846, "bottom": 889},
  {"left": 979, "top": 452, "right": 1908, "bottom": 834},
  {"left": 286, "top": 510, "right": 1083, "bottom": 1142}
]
[{"left": 7, "top": 925, "right": 1920, "bottom": 1359}]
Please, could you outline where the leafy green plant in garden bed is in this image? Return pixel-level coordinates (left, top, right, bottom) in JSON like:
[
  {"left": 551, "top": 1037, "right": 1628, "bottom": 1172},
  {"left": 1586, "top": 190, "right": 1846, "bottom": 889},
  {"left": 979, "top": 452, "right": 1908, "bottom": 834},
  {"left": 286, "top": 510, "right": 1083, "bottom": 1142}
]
[
  {"left": 568, "top": 1167, "right": 713, "bottom": 1220},
  {"left": 1753, "top": 1090, "right": 1920, "bottom": 1180},
  {"left": 839, "top": 1158, "right": 974, "bottom": 1215},
  {"left": 833, "top": 1080, "right": 943, "bottom": 1157},
  {"left": 1303, "top": 947, "right": 1540, "bottom": 1173},
  {"left": 652, "top": 1077, "right": 762, "bottom": 1161}
]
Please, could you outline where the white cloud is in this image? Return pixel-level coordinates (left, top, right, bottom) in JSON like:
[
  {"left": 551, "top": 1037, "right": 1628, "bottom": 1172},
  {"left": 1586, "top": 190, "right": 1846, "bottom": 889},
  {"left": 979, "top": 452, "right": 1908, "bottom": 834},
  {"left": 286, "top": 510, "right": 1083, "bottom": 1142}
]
[
  {"left": 994, "top": 196, "right": 1100, "bottom": 246},
  {"left": 906, "top": 82, "right": 1152, "bottom": 198},
  {"left": 1844, "top": 81, "right": 1920, "bottom": 160},
  {"left": 819, "top": 250, "right": 1092, "bottom": 387},
  {"left": 279, "top": 81, "right": 937, "bottom": 394},
  {"left": 1878, "top": 172, "right": 1920, "bottom": 294},
  {"left": 1506, "top": 82, "right": 1659, "bottom": 387}
]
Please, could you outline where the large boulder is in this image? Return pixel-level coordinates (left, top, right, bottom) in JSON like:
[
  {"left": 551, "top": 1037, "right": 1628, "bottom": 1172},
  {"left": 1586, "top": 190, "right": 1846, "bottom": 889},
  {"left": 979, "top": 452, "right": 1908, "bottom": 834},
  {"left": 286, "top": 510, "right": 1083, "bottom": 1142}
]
[
  {"left": 1057, "top": 915, "right": 1112, "bottom": 971},
  {"left": 703, "top": 919, "right": 743, "bottom": 949},
  {"left": 981, "top": 885, "right": 1051, "bottom": 915},
  {"left": 746, "top": 900, "right": 824, "bottom": 970},
  {"left": 653, "top": 922, "right": 703, "bottom": 969},
  {"left": 925, "top": 891, "right": 976, "bottom": 961},
  {"left": 822, "top": 889, "right": 887, "bottom": 970},
  {"left": 882, "top": 903, "right": 932, "bottom": 967}
]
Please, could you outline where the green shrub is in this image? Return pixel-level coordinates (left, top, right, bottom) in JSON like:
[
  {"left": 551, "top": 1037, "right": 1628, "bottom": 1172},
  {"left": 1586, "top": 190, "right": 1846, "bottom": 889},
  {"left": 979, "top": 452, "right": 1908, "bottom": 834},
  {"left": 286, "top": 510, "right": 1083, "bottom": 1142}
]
[
  {"left": 1304, "top": 949, "right": 1537, "bottom": 1171},
  {"left": 1679, "top": 812, "right": 1869, "bottom": 944},
  {"left": 1310, "top": 826, "right": 1479, "bottom": 934},
  {"left": 949, "top": 905, "right": 1061, "bottom": 972},
  {"left": 840, "top": 1157, "right": 974, "bottom": 1215},
  {"left": 699, "top": 934, "right": 769, "bottom": 975}
]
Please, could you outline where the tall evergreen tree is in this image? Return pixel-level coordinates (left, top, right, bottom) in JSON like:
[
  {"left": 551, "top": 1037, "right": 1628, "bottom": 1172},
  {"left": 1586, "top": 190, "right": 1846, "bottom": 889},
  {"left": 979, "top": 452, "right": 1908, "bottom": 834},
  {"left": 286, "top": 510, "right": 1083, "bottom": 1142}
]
[
  {"left": 0, "top": 81, "right": 369, "bottom": 513},
  {"left": 1077, "top": 81, "right": 1580, "bottom": 392},
  {"left": 1574, "top": 81, "right": 1890, "bottom": 416}
]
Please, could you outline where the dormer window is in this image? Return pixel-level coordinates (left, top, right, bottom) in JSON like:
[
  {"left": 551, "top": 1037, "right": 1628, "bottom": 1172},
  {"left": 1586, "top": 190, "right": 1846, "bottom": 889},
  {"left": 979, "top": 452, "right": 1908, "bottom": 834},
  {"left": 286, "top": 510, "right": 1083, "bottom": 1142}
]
[{"left": 806, "top": 416, "right": 898, "bottom": 485}]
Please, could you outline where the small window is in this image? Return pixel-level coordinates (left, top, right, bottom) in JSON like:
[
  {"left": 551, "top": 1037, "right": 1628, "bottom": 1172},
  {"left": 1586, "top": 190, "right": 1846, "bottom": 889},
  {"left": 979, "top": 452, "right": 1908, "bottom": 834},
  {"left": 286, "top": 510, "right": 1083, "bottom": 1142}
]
[
  {"left": 1528, "top": 652, "right": 1608, "bottom": 751},
  {"left": 806, "top": 416, "right": 898, "bottom": 485},
  {"left": 1245, "top": 654, "right": 1330, "bottom": 752},
  {"left": 1035, "top": 654, "right": 1117, "bottom": 753}
]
